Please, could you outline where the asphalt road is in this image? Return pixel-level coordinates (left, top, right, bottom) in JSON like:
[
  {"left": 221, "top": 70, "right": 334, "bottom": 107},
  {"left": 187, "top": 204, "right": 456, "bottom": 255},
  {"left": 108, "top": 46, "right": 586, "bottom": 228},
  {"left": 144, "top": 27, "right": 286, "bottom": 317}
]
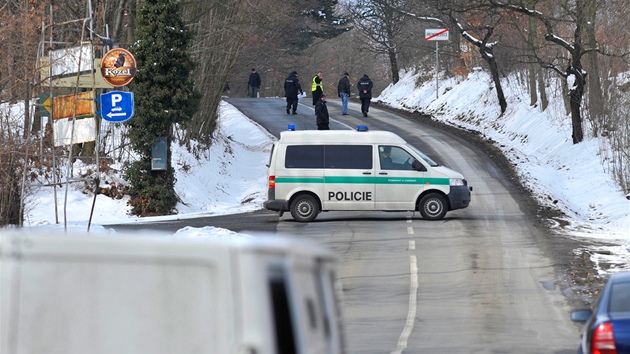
[{"left": 108, "top": 97, "right": 584, "bottom": 353}]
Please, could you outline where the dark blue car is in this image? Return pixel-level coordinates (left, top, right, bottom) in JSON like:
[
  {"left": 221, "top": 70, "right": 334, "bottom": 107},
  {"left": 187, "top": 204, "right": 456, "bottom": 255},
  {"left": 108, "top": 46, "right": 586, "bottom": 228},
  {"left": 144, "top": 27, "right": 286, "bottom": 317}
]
[{"left": 571, "top": 271, "right": 630, "bottom": 354}]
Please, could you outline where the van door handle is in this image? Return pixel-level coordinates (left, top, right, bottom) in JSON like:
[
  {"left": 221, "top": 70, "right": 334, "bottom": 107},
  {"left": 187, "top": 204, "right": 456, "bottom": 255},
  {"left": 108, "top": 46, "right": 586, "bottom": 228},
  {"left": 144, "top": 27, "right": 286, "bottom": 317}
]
[
  {"left": 379, "top": 172, "right": 388, "bottom": 175},
  {"left": 363, "top": 172, "right": 372, "bottom": 175}
]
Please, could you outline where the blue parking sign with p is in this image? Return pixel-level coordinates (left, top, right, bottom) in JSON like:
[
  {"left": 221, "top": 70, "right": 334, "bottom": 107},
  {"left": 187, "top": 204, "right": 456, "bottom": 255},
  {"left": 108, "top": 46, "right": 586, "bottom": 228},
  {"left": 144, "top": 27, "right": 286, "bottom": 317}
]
[{"left": 100, "top": 91, "right": 134, "bottom": 122}]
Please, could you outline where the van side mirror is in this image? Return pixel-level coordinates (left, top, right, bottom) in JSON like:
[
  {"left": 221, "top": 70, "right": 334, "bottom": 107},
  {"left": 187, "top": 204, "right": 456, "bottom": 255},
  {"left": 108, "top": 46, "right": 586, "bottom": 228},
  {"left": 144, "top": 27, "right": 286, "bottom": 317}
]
[{"left": 412, "top": 160, "right": 426, "bottom": 172}]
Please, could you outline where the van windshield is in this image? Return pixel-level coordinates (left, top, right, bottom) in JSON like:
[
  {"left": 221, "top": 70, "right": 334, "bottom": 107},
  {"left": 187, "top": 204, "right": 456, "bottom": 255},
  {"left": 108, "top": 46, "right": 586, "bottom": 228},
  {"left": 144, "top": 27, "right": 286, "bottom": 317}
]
[{"left": 407, "top": 144, "right": 439, "bottom": 167}]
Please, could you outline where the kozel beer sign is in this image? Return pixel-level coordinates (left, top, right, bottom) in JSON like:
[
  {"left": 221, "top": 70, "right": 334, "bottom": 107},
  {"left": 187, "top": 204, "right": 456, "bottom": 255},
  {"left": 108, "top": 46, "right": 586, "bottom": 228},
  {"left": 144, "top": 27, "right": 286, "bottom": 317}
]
[{"left": 101, "top": 48, "right": 137, "bottom": 87}]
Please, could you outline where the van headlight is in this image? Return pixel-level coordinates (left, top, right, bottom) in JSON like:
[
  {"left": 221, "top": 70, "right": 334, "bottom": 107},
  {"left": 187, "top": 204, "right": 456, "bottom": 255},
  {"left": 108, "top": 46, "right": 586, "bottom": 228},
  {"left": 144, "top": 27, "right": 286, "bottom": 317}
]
[{"left": 450, "top": 178, "right": 465, "bottom": 186}]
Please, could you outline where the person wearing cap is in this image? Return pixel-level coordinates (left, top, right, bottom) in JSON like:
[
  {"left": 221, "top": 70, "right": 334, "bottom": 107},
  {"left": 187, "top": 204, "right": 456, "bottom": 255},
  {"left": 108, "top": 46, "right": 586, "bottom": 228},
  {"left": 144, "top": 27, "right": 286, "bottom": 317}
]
[
  {"left": 337, "top": 72, "right": 351, "bottom": 115},
  {"left": 284, "top": 71, "right": 303, "bottom": 115},
  {"left": 315, "top": 94, "right": 330, "bottom": 130},
  {"left": 357, "top": 74, "right": 373, "bottom": 117},
  {"left": 248, "top": 68, "right": 261, "bottom": 98}
]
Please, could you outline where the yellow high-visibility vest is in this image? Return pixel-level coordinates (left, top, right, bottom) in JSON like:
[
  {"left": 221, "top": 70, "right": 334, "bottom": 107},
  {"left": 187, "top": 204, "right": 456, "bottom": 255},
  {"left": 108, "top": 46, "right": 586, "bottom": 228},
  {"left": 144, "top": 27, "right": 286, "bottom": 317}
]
[{"left": 312, "top": 75, "right": 323, "bottom": 92}]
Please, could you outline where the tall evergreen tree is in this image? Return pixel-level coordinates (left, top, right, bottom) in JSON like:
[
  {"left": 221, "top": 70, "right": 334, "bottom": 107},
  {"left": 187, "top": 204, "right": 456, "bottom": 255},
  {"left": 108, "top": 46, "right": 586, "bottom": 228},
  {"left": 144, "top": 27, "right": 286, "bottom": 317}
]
[
  {"left": 289, "top": 0, "right": 351, "bottom": 51},
  {"left": 124, "top": 0, "right": 200, "bottom": 216}
]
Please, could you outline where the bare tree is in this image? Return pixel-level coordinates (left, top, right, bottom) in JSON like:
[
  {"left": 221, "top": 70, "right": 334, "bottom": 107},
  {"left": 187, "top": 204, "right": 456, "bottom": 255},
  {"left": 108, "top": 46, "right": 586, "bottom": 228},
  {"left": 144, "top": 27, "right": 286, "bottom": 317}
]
[
  {"left": 489, "top": 0, "right": 603, "bottom": 143},
  {"left": 400, "top": 2, "right": 509, "bottom": 114},
  {"left": 181, "top": 1, "right": 250, "bottom": 145},
  {"left": 180, "top": 0, "right": 351, "bottom": 145},
  {"left": 345, "top": 0, "right": 412, "bottom": 84},
  {"left": 496, "top": 1, "right": 550, "bottom": 110},
  {"left": 0, "top": 0, "right": 48, "bottom": 226}
]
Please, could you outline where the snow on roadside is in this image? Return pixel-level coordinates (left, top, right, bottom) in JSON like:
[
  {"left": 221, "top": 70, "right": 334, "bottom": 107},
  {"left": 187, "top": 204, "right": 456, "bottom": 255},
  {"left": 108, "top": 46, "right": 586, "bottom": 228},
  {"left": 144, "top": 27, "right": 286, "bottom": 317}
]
[
  {"left": 377, "top": 68, "right": 630, "bottom": 273},
  {"left": 21, "top": 101, "right": 274, "bottom": 232}
]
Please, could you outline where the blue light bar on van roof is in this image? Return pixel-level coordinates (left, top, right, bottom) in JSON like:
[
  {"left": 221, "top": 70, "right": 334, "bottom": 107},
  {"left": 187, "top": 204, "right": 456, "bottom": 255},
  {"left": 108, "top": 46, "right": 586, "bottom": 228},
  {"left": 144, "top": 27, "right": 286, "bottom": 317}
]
[
  {"left": 288, "top": 124, "right": 296, "bottom": 131},
  {"left": 356, "top": 125, "right": 369, "bottom": 131}
]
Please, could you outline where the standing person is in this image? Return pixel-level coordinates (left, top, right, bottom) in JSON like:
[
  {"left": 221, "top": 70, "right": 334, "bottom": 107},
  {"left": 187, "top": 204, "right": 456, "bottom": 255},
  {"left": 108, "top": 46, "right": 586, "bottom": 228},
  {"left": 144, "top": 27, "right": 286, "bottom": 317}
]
[
  {"left": 311, "top": 71, "right": 324, "bottom": 106},
  {"left": 248, "top": 68, "right": 261, "bottom": 98},
  {"left": 284, "top": 71, "right": 303, "bottom": 115},
  {"left": 357, "top": 74, "right": 373, "bottom": 117},
  {"left": 337, "top": 72, "right": 351, "bottom": 115},
  {"left": 315, "top": 94, "right": 330, "bottom": 130}
]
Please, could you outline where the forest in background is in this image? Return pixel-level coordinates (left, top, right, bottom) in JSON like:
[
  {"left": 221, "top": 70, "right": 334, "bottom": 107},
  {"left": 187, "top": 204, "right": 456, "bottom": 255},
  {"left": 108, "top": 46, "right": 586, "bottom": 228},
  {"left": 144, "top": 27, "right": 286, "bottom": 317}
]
[{"left": 0, "top": 0, "right": 628, "bottom": 223}]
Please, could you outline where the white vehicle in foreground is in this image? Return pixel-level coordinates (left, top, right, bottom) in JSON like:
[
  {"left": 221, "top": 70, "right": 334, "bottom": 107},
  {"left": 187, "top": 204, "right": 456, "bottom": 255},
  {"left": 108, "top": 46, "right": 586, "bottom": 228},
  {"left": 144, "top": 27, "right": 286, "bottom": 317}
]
[{"left": 0, "top": 232, "right": 345, "bottom": 354}]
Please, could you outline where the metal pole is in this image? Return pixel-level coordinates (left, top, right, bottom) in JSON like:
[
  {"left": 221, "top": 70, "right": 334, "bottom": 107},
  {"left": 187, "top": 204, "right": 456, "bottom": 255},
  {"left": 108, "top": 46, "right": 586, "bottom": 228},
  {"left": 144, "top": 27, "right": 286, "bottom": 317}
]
[
  {"left": 87, "top": 0, "right": 99, "bottom": 233},
  {"left": 49, "top": 2, "right": 59, "bottom": 225},
  {"left": 435, "top": 41, "right": 439, "bottom": 99}
]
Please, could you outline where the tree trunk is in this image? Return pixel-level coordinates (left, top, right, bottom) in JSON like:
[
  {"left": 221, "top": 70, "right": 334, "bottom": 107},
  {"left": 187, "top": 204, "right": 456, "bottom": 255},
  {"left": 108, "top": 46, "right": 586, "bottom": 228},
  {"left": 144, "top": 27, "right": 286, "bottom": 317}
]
[
  {"left": 527, "top": 16, "right": 538, "bottom": 106},
  {"left": 481, "top": 49, "right": 507, "bottom": 114},
  {"left": 537, "top": 65, "right": 548, "bottom": 111},
  {"left": 528, "top": 63, "right": 537, "bottom": 106},
  {"left": 22, "top": 85, "right": 30, "bottom": 138},
  {"left": 567, "top": 65, "right": 585, "bottom": 143},
  {"left": 560, "top": 66, "right": 571, "bottom": 115},
  {"left": 112, "top": 0, "right": 127, "bottom": 43},
  {"left": 583, "top": 0, "right": 605, "bottom": 137},
  {"left": 388, "top": 46, "right": 400, "bottom": 84},
  {"left": 569, "top": 90, "right": 584, "bottom": 144}
]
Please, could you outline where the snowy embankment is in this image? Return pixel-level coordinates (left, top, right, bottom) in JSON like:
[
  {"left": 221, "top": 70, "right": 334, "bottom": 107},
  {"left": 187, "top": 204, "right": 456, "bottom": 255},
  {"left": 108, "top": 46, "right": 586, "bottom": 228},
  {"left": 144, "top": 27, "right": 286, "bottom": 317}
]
[{"left": 376, "top": 68, "right": 630, "bottom": 273}]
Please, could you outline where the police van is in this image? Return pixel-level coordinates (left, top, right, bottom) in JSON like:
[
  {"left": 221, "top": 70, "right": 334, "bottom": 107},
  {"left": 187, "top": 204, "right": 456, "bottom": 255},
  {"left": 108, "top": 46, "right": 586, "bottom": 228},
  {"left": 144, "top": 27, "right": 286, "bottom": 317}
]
[{"left": 264, "top": 126, "right": 472, "bottom": 222}]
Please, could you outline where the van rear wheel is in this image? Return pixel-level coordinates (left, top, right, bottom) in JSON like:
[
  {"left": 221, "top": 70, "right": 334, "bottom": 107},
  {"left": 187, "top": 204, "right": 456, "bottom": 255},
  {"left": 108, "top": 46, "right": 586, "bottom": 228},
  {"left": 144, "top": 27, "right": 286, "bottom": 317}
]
[
  {"left": 419, "top": 193, "right": 447, "bottom": 220},
  {"left": 290, "top": 195, "right": 319, "bottom": 222}
]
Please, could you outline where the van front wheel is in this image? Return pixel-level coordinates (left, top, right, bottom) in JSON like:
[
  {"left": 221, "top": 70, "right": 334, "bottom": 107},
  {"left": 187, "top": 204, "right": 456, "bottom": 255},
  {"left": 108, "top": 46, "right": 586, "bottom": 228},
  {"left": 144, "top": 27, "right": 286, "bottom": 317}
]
[
  {"left": 419, "top": 193, "right": 448, "bottom": 220},
  {"left": 290, "top": 195, "right": 319, "bottom": 222}
]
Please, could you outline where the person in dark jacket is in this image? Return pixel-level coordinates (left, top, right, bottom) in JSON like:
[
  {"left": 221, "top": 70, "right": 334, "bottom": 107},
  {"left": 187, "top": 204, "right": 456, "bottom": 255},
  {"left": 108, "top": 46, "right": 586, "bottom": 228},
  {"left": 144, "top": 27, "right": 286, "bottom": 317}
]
[
  {"left": 315, "top": 94, "right": 330, "bottom": 130},
  {"left": 248, "top": 68, "right": 261, "bottom": 98},
  {"left": 357, "top": 74, "right": 373, "bottom": 117},
  {"left": 311, "top": 71, "right": 324, "bottom": 105},
  {"left": 337, "top": 72, "right": 351, "bottom": 115},
  {"left": 284, "top": 71, "right": 303, "bottom": 115}
]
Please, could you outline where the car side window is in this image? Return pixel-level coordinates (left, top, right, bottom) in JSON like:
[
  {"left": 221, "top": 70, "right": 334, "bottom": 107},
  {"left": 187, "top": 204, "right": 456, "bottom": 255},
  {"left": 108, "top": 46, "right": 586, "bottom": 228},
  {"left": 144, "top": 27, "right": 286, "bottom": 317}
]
[
  {"left": 610, "top": 282, "right": 630, "bottom": 312},
  {"left": 379, "top": 145, "right": 418, "bottom": 171}
]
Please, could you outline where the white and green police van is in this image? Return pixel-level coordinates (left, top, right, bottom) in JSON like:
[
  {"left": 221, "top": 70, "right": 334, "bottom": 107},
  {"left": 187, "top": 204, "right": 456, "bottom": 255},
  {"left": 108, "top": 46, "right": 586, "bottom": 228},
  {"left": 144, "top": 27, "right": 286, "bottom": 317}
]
[{"left": 264, "top": 126, "right": 472, "bottom": 222}]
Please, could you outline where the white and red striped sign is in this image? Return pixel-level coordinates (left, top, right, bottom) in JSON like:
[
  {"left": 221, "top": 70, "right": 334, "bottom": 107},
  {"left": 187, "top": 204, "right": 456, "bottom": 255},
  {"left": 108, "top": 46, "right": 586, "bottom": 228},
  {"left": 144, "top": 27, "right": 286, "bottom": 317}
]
[{"left": 425, "top": 28, "right": 449, "bottom": 41}]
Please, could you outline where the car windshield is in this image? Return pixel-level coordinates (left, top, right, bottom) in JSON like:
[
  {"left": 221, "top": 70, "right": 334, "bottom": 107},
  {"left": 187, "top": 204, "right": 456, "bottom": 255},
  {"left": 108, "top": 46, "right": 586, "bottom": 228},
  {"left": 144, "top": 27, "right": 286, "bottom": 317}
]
[{"left": 406, "top": 144, "right": 439, "bottom": 167}]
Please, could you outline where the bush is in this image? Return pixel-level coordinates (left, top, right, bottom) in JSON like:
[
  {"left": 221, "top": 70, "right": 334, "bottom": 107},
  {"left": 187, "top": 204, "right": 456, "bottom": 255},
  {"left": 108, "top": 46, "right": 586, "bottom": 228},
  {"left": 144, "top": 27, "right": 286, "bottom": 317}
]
[{"left": 123, "top": 159, "right": 178, "bottom": 216}]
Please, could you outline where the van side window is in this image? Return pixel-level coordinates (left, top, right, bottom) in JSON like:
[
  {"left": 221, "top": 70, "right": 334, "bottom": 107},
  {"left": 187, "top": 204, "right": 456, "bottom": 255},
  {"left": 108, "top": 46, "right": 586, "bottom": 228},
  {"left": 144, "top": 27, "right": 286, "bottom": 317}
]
[
  {"left": 268, "top": 267, "right": 298, "bottom": 354},
  {"left": 286, "top": 145, "right": 325, "bottom": 168},
  {"left": 324, "top": 145, "right": 372, "bottom": 169},
  {"left": 285, "top": 145, "right": 372, "bottom": 169}
]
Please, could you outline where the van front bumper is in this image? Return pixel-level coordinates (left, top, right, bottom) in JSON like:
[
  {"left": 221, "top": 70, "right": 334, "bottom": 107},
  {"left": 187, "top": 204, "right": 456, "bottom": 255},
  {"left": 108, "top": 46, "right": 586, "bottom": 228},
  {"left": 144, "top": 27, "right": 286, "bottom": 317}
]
[
  {"left": 448, "top": 185, "right": 472, "bottom": 210},
  {"left": 264, "top": 200, "right": 289, "bottom": 212}
]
